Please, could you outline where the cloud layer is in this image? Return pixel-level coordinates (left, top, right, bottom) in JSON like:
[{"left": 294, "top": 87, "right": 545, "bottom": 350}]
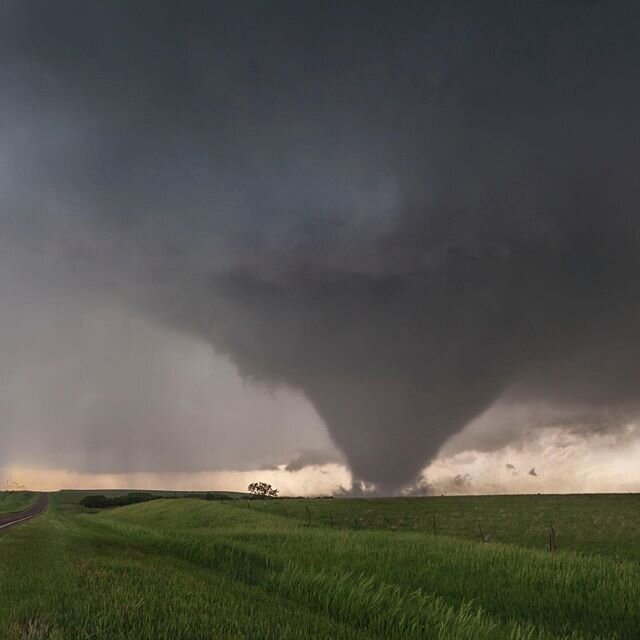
[{"left": 2, "top": 2, "right": 640, "bottom": 490}]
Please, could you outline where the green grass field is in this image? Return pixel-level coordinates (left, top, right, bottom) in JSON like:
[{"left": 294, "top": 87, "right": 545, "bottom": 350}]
[
  {"left": 0, "top": 492, "right": 35, "bottom": 516},
  {"left": 258, "top": 493, "right": 640, "bottom": 562},
  {"left": 1, "top": 492, "right": 638, "bottom": 639}
]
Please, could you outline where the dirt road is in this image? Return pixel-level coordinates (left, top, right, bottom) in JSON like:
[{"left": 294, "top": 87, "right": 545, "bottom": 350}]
[{"left": 0, "top": 493, "right": 48, "bottom": 531}]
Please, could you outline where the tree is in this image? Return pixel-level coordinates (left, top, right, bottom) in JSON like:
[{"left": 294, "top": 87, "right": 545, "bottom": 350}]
[{"left": 248, "top": 482, "right": 278, "bottom": 498}]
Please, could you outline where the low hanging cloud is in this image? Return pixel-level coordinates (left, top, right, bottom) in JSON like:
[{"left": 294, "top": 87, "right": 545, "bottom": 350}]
[
  {"left": 1, "top": 3, "right": 640, "bottom": 493},
  {"left": 284, "top": 449, "right": 344, "bottom": 472}
]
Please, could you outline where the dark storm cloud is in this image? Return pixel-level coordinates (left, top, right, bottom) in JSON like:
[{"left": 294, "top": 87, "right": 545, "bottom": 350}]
[
  {"left": 284, "top": 448, "right": 342, "bottom": 472},
  {"left": 3, "top": 1, "right": 640, "bottom": 491}
]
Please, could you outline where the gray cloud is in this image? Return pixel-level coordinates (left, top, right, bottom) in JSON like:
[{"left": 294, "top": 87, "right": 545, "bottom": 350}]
[
  {"left": 284, "top": 449, "right": 343, "bottom": 472},
  {"left": 2, "top": 2, "right": 640, "bottom": 491},
  {"left": 0, "top": 281, "right": 332, "bottom": 474},
  {"left": 259, "top": 464, "right": 281, "bottom": 472}
]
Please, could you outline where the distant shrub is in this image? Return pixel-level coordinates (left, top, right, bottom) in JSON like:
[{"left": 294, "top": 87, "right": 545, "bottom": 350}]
[
  {"left": 79, "top": 495, "right": 110, "bottom": 509},
  {"left": 80, "top": 492, "right": 158, "bottom": 509},
  {"left": 204, "top": 492, "right": 233, "bottom": 501},
  {"left": 112, "top": 492, "right": 156, "bottom": 506}
]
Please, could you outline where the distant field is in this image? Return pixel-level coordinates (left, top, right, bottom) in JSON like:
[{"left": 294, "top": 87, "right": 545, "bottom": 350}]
[
  {"left": 1, "top": 492, "right": 638, "bottom": 639},
  {"left": 255, "top": 493, "right": 640, "bottom": 562},
  {"left": 0, "top": 492, "right": 35, "bottom": 516}
]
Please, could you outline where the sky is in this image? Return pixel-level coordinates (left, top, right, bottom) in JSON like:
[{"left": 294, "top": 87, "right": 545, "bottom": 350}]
[{"left": 2, "top": 1, "right": 640, "bottom": 495}]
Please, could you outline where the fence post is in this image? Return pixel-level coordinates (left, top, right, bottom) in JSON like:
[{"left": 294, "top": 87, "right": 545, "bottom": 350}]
[{"left": 549, "top": 524, "right": 556, "bottom": 552}]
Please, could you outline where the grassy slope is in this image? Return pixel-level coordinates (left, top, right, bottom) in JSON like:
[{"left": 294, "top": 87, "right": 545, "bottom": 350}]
[
  {"left": 0, "top": 492, "right": 36, "bottom": 516},
  {"left": 1, "top": 493, "right": 639, "bottom": 639},
  {"left": 1, "top": 496, "right": 372, "bottom": 640}
]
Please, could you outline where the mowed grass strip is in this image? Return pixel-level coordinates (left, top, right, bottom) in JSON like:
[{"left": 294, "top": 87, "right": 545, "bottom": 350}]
[{"left": 1, "top": 493, "right": 638, "bottom": 639}]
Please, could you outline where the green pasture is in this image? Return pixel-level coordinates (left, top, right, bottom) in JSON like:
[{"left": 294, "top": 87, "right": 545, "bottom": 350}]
[
  {"left": 253, "top": 493, "right": 640, "bottom": 561},
  {"left": 0, "top": 492, "right": 638, "bottom": 639}
]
